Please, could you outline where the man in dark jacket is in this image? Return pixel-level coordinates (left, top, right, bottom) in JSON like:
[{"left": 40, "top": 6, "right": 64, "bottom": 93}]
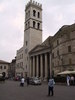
[{"left": 48, "top": 76, "right": 55, "bottom": 96}]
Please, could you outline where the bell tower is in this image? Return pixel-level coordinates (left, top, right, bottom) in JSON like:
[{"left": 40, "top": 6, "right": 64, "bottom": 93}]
[{"left": 23, "top": 0, "right": 42, "bottom": 77}]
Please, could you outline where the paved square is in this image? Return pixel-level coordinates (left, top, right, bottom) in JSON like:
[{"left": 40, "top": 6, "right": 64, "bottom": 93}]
[{"left": 0, "top": 80, "right": 75, "bottom": 100}]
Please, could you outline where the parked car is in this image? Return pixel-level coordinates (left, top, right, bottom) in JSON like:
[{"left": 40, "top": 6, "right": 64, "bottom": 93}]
[
  {"left": 0, "top": 73, "right": 5, "bottom": 81},
  {"left": 0, "top": 73, "right": 3, "bottom": 81},
  {"left": 29, "top": 77, "right": 42, "bottom": 85},
  {"left": 14, "top": 76, "right": 21, "bottom": 81}
]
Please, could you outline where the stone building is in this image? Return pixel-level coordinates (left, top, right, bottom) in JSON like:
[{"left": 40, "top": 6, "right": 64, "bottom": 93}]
[
  {"left": 29, "top": 24, "right": 75, "bottom": 79},
  {"left": 29, "top": 36, "right": 52, "bottom": 80},
  {"left": 9, "top": 58, "right": 16, "bottom": 78},
  {"left": 16, "top": 0, "right": 75, "bottom": 80},
  {"left": 23, "top": 0, "right": 42, "bottom": 77},
  {"left": 51, "top": 24, "right": 75, "bottom": 76},
  {"left": 16, "top": 47, "right": 24, "bottom": 77},
  {"left": 16, "top": 0, "right": 42, "bottom": 77},
  {"left": 0, "top": 60, "right": 10, "bottom": 78}
]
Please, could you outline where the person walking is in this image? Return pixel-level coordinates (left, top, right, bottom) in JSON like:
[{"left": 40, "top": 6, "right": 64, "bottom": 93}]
[
  {"left": 48, "top": 76, "right": 55, "bottom": 96},
  {"left": 66, "top": 75, "right": 70, "bottom": 86},
  {"left": 71, "top": 76, "right": 74, "bottom": 85},
  {"left": 20, "top": 77, "right": 25, "bottom": 87}
]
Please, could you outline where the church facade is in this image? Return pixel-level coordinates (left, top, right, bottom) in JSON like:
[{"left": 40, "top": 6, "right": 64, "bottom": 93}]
[
  {"left": 29, "top": 24, "right": 75, "bottom": 79},
  {"left": 16, "top": 0, "right": 75, "bottom": 80}
]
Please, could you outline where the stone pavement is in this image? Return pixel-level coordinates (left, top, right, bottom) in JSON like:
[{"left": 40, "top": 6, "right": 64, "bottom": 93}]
[{"left": 0, "top": 80, "right": 75, "bottom": 100}]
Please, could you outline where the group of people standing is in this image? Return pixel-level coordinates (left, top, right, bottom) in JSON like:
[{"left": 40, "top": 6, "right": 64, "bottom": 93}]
[
  {"left": 20, "top": 75, "right": 55, "bottom": 96},
  {"left": 67, "top": 75, "right": 75, "bottom": 86},
  {"left": 20, "top": 75, "right": 75, "bottom": 97}
]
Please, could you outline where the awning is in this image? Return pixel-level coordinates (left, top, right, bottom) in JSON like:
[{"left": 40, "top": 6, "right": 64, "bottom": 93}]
[
  {"left": 57, "top": 70, "right": 75, "bottom": 75},
  {"left": 70, "top": 71, "right": 75, "bottom": 74}
]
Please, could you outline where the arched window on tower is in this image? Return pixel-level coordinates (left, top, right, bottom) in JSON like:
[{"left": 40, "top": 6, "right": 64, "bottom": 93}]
[
  {"left": 37, "top": 23, "right": 40, "bottom": 29},
  {"left": 28, "top": 11, "right": 30, "bottom": 17},
  {"left": 26, "top": 23, "right": 27, "bottom": 29},
  {"left": 33, "top": 10, "right": 36, "bottom": 17},
  {"left": 37, "top": 12, "right": 40, "bottom": 18},
  {"left": 33, "top": 21, "right": 36, "bottom": 28},
  {"left": 28, "top": 21, "right": 30, "bottom": 28},
  {"left": 26, "top": 41, "right": 28, "bottom": 46},
  {"left": 26, "top": 13, "right": 27, "bottom": 18}
]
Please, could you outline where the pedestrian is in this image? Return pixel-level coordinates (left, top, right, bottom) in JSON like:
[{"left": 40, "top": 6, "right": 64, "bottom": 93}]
[
  {"left": 26, "top": 77, "right": 29, "bottom": 86},
  {"left": 71, "top": 75, "right": 74, "bottom": 85},
  {"left": 66, "top": 75, "right": 70, "bottom": 86},
  {"left": 48, "top": 76, "right": 55, "bottom": 96},
  {"left": 20, "top": 77, "right": 25, "bottom": 87}
]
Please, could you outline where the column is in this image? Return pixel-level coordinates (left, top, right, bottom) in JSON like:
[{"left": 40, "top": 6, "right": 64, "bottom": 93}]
[
  {"left": 33, "top": 56, "right": 35, "bottom": 77},
  {"left": 45, "top": 53, "right": 48, "bottom": 79},
  {"left": 40, "top": 55, "right": 43, "bottom": 78},
  {"left": 30, "top": 57, "right": 32, "bottom": 77},
  {"left": 36, "top": 55, "right": 39, "bottom": 77},
  {"left": 35, "top": 56, "right": 37, "bottom": 77}
]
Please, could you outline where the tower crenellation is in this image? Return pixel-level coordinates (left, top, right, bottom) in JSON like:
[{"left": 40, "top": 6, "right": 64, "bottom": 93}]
[{"left": 25, "top": 0, "right": 42, "bottom": 10}]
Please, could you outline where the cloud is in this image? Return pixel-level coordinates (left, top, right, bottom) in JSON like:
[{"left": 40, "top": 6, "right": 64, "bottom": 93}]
[
  {"left": 11, "top": 13, "right": 24, "bottom": 32},
  {"left": 0, "top": 3, "right": 4, "bottom": 12},
  {"left": 43, "top": 0, "right": 75, "bottom": 6},
  {"left": 0, "top": 0, "right": 25, "bottom": 61},
  {"left": 0, "top": 1, "right": 8, "bottom": 13},
  {"left": 41, "top": 0, "right": 75, "bottom": 42}
]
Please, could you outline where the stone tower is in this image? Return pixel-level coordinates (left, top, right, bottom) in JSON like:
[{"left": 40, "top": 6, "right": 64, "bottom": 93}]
[{"left": 23, "top": 0, "right": 42, "bottom": 77}]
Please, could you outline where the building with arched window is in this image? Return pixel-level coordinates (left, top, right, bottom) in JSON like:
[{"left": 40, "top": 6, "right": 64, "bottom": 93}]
[
  {"left": 0, "top": 60, "right": 10, "bottom": 78},
  {"left": 16, "top": 0, "right": 75, "bottom": 81},
  {"left": 16, "top": 0, "right": 42, "bottom": 78}
]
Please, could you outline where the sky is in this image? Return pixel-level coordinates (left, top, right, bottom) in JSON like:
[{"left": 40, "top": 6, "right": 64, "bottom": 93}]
[{"left": 0, "top": 0, "right": 75, "bottom": 62}]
